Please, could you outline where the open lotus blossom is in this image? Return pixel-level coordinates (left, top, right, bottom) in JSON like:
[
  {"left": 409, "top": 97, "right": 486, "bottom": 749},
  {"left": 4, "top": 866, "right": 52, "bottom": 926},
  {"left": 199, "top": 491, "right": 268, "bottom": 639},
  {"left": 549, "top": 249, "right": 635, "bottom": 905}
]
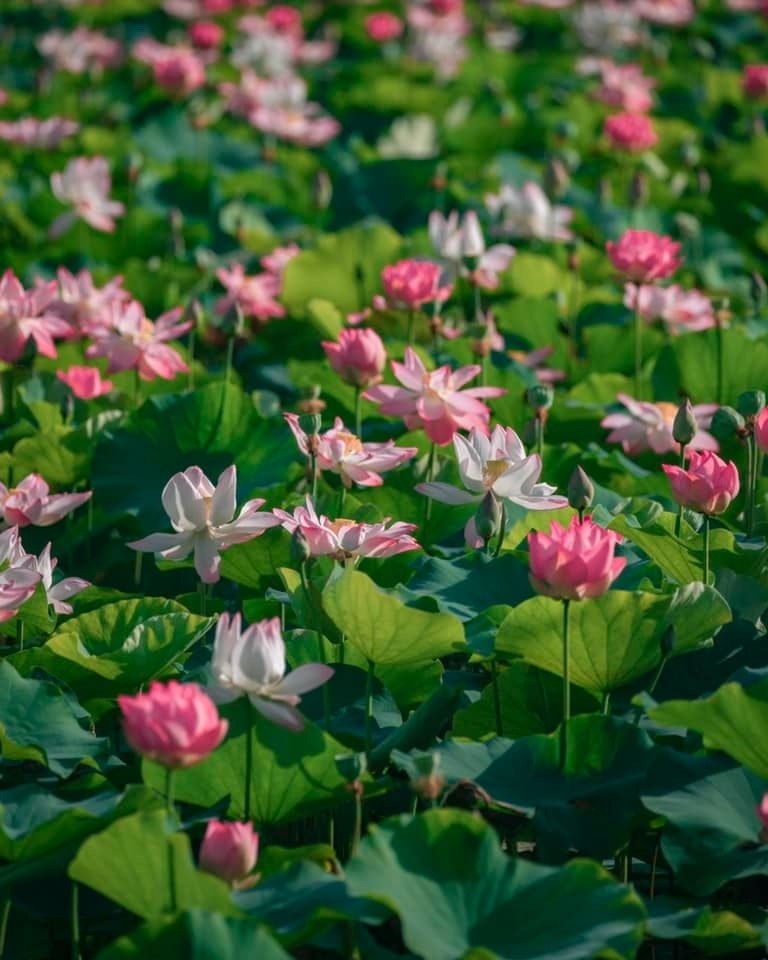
[
  {"left": 50, "top": 156, "right": 125, "bottom": 237},
  {"left": 604, "top": 112, "right": 658, "bottom": 152},
  {"left": 0, "top": 270, "right": 72, "bottom": 362},
  {"left": 322, "top": 328, "right": 386, "bottom": 387},
  {"left": 208, "top": 613, "right": 333, "bottom": 731},
  {"left": 47, "top": 267, "right": 130, "bottom": 337},
  {"left": 56, "top": 365, "right": 113, "bottom": 399},
  {"left": 606, "top": 230, "right": 682, "bottom": 283},
  {"left": 635, "top": 0, "right": 694, "bottom": 25},
  {"left": 118, "top": 681, "right": 228, "bottom": 768},
  {"left": 364, "top": 347, "right": 506, "bottom": 445},
  {"left": 754, "top": 407, "right": 768, "bottom": 454},
  {"left": 593, "top": 61, "right": 655, "bottom": 113},
  {"left": 428, "top": 211, "right": 516, "bottom": 290},
  {"left": 743, "top": 64, "right": 768, "bottom": 99},
  {"left": 375, "top": 260, "right": 453, "bottom": 311},
  {"left": 529, "top": 515, "right": 626, "bottom": 601},
  {"left": 507, "top": 345, "right": 566, "bottom": 384},
  {"left": 624, "top": 284, "right": 716, "bottom": 335},
  {"left": 662, "top": 450, "right": 740, "bottom": 516},
  {"left": 485, "top": 181, "right": 573, "bottom": 242},
  {"left": 273, "top": 497, "right": 420, "bottom": 561},
  {"left": 0, "top": 474, "right": 91, "bottom": 529},
  {"left": 199, "top": 821, "right": 259, "bottom": 887},
  {"left": 215, "top": 264, "right": 285, "bottom": 322},
  {"left": 0, "top": 117, "right": 80, "bottom": 148},
  {"left": 365, "top": 11, "right": 404, "bottom": 41},
  {"left": 601, "top": 394, "right": 718, "bottom": 456},
  {"left": 0, "top": 567, "right": 42, "bottom": 623},
  {"left": 15, "top": 542, "right": 90, "bottom": 615},
  {"left": 129, "top": 465, "right": 280, "bottom": 583},
  {"left": 285, "top": 413, "right": 417, "bottom": 488},
  {"left": 133, "top": 39, "right": 207, "bottom": 96},
  {"left": 86, "top": 300, "right": 191, "bottom": 381},
  {"left": 574, "top": 1, "right": 640, "bottom": 51},
  {"left": 37, "top": 26, "right": 121, "bottom": 75}
]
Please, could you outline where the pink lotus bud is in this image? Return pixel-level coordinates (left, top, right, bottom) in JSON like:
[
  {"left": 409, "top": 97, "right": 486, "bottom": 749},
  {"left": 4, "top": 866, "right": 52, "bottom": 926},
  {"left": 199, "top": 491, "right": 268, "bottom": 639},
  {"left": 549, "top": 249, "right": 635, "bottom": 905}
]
[
  {"left": 265, "top": 4, "right": 302, "bottom": 35},
  {"left": 380, "top": 259, "right": 452, "bottom": 310},
  {"left": 606, "top": 230, "right": 682, "bottom": 283},
  {"left": 322, "top": 328, "right": 386, "bottom": 387},
  {"left": 189, "top": 20, "right": 224, "bottom": 49},
  {"left": 755, "top": 407, "right": 768, "bottom": 454},
  {"left": 743, "top": 65, "right": 768, "bottom": 100},
  {"left": 199, "top": 820, "right": 259, "bottom": 886},
  {"left": 56, "top": 365, "right": 113, "bottom": 400},
  {"left": 118, "top": 681, "right": 228, "bottom": 769},
  {"left": 604, "top": 113, "right": 658, "bottom": 152},
  {"left": 528, "top": 516, "right": 626, "bottom": 601},
  {"left": 662, "top": 450, "right": 740, "bottom": 516},
  {"left": 152, "top": 50, "right": 206, "bottom": 97},
  {"left": 365, "top": 12, "right": 404, "bottom": 42}
]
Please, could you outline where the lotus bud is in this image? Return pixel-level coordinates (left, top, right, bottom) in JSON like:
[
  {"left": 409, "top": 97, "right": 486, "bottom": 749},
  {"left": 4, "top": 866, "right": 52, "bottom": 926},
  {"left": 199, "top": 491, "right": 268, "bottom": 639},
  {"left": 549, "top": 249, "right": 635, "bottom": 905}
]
[
  {"left": 672, "top": 398, "right": 697, "bottom": 446},
  {"left": 567, "top": 466, "right": 594, "bottom": 512},
  {"left": 474, "top": 491, "right": 502, "bottom": 544},
  {"left": 737, "top": 390, "right": 766, "bottom": 418},
  {"left": 710, "top": 406, "right": 745, "bottom": 441}
]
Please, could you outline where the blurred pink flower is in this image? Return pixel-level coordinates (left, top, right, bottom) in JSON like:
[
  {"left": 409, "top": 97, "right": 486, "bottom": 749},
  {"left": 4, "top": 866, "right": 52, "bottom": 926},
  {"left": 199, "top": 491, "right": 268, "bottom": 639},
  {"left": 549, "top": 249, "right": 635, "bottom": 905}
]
[
  {"left": 624, "top": 283, "right": 715, "bottom": 334},
  {"left": 755, "top": 407, "right": 768, "bottom": 454},
  {"left": 529, "top": 515, "right": 626, "bottom": 601},
  {"left": 86, "top": 300, "right": 191, "bottom": 381},
  {"left": 601, "top": 394, "right": 718, "bottom": 456},
  {"left": 260, "top": 244, "right": 300, "bottom": 278},
  {"left": 200, "top": 821, "right": 259, "bottom": 886},
  {"left": 593, "top": 62, "right": 655, "bottom": 113},
  {"left": 663, "top": 450, "right": 740, "bottom": 516},
  {"left": 37, "top": 26, "right": 121, "bottom": 75},
  {"left": 365, "top": 11, "right": 404, "bottom": 41},
  {"left": 118, "top": 681, "right": 228, "bottom": 769},
  {"left": 0, "top": 567, "right": 42, "bottom": 623},
  {"left": 364, "top": 347, "right": 505, "bottom": 445},
  {"left": 606, "top": 230, "right": 682, "bottom": 282},
  {"left": 743, "top": 65, "right": 768, "bottom": 100},
  {"left": 50, "top": 156, "right": 125, "bottom": 237},
  {"left": 16, "top": 542, "right": 89, "bottom": 615},
  {"left": 507, "top": 345, "right": 566, "bottom": 384},
  {"left": 0, "top": 269, "right": 72, "bottom": 362},
  {"left": 56, "top": 365, "right": 113, "bottom": 400},
  {"left": 604, "top": 112, "right": 658, "bottom": 152},
  {"left": 215, "top": 264, "right": 284, "bottom": 322},
  {"left": 322, "top": 328, "right": 386, "bottom": 387},
  {"left": 376, "top": 260, "right": 452, "bottom": 311},
  {"left": 273, "top": 497, "right": 420, "bottom": 561},
  {"left": 285, "top": 413, "right": 417, "bottom": 488},
  {"left": 635, "top": 0, "right": 694, "bottom": 25},
  {"left": 129, "top": 465, "right": 280, "bottom": 583},
  {"left": 48, "top": 267, "right": 130, "bottom": 337},
  {"left": 0, "top": 473, "right": 91, "bottom": 528},
  {"left": 133, "top": 39, "right": 207, "bottom": 95},
  {"left": 0, "top": 117, "right": 80, "bottom": 148},
  {"left": 189, "top": 20, "right": 225, "bottom": 49}
]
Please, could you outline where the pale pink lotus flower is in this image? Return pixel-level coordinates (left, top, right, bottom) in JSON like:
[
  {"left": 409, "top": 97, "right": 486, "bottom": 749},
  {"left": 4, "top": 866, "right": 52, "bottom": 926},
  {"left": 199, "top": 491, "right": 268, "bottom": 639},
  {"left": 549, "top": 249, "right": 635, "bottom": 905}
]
[
  {"left": 601, "top": 393, "right": 718, "bottom": 456},
  {"left": 208, "top": 612, "right": 333, "bottom": 731},
  {"left": 428, "top": 211, "right": 515, "bottom": 290},
  {"left": 406, "top": 0, "right": 469, "bottom": 79},
  {"left": 273, "top": 497, "right": 420, "bottom": 561},
  {"left": 471, "top": 312, "right": 506, "bottom": 355},
  {"left": 607, "top": 230, "right": 682, "bottom": 283},
  {"left": 624, "top": 283, "right": 715, "bottom": 335},
  {"left": 518, "top": 0, "right": 574, "bottom": 7},
  {"left": 376, "top": 260, "right": 453, "bottom": 311},
  {"left": 50, "top": 156, "right": 125, "bottom": 237},
  {"left": 56, "top": 366, "right": 113, "bottom": 400},
  {"left": 573, "top": 1, "right": 640, "bottom": 51},
  {"left": 118, "top": 681, "right": 228, "bottom": 769},
  {"left": 663, "top": 450, "right": 740, "bottom": 516},
  {"left": 48, "top": 267, "right": 130, "bottom": 337},
  {"left": 417, "top": 425, "right": 568, "bottom": 547},
  {"left": 726, "top": 0, "right": 765, "bottom": 8},
  {"left": 260, "top": 244, "right": 300, "bottom": 278},
  {"left": 529, "top": 515, "right": 626, "bottom": 601},
  {"left": 507, "top": 345, "right": 566, "bottom": 384},
  {"left": 365, "top": 11, "right": 404, "bottom": 41},
  {"left": 86, "top": 300, "right": 191, "bottom": 381},
  {"left": 604, "top": 112, "right": 659, "bottom": 152},
  {"left": 593, "top": 62, "right": 655, "bottom": 113},
  {"left": 0, "top": 474, "right": 91, "bottom": 529},
  {"left": 200, "top": 821, "right": 259, "bottom": 887},
  {"left": 485, "top": 182, "right": 573, "bottom": 242},
  {"left": 285, "top": 414, "right": 418, "bottom": 488},
  {"left": 15, "top": 542, "right": 89, "bottom": 615},
  {"left": 0, "top": 117, "right": 80, "bottom": 149},
  {"left": 189, "top": 20, "right": 225, "bottom": 49},
  {"left": 755, "top": 408, "right": 768, "bottom": 455},
  {"left": 37, "top": 27, "right": 121, "bottom": 75},
  {"left": 129, "top": 465, "right": 280, "bottom": 584},
  {"left": 0, "top": 270, "right": 72, "bottom": 362},
  {"left": 215, "top": 264, "right": 284, "bottom": 322},
  {"left": 0, "top": 567, "right": 42, "bottom": 623},
  {"left": 635, "top": 0, "right": 694, "bottom": 25},
  {"left": 133, "top": 39, "right": 207, "bottom": 96},
  {"left": 364, "top": 347, "right": 506, "bottom": 445},
  {"left": 322, "top": 328, "right": 386, "bottom": 388},
  {"left": 743, "top": 65, "right": 768, "bottom": 100}
]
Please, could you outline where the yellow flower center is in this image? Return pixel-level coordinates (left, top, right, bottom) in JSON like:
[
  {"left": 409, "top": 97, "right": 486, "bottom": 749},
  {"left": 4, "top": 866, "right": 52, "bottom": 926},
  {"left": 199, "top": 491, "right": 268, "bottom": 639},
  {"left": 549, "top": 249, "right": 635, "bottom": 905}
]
[
  {"left": 482, "top": 459, "right": 508, "bottom": 489},
  {"left": 655, "top": 402, "right": 678, "bottom": 427}
]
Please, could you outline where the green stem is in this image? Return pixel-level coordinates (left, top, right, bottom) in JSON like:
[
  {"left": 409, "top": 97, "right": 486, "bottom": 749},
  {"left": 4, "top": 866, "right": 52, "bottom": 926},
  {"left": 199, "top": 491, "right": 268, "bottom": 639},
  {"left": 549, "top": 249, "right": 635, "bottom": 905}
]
[
  {"left": 354, "top": 385, "right": 362, "bottom": 438},
  {"left": 165, "top": 768, "right": 177, "bottom": 915},
  {"left": 674, "top": 444, "right": 686, "bottom": 539},
  {"left": 132, "top": 368, "right": 141, "bottom": 409},
  {"left": 364, "top": 659, "right": 375, "bottom": 753},
  {"left": 703, "top": 513, "right": 711, "bottom": 585},
  {"left": 633, "top": 306, "right": 642, "bottom": 400},
  {"left": 421, "top": 443, "right": 437, "bottom": 541},
  {"left": 133, "top": 551, "right": 143, "bottom": 588},
  {"left": 300, "top": 562, "right": 331, "bottom": 730},
  {"left": 351, "top": 785, "right": 363, "bottom": 857},
  {"left": 560, "top": 599, "right": 571, "bottom": 771},
  {"left": 715, "top": 317, "right": 724, "bottom": 406},
  {"left": 754, "top": 446, "right": 764, "bottom": 534},
  {"left": 244, "top": 699, "right": 253, "bottom": 821},
  {"left": 535, "top": 416, "right": 544, "bottom": 464},
  {"left": 648, "top": 655, "right": 669, "bottom": 698},
  {"left": 338, "top": 484, "right": 347, "bottom": 516},
  {"left": 187, "top": 328, "right": 196, "bottom": 392},
  {"left": 310, "top": 452, "right": 319, "bottom": 504},
  {"left": 746, "top": 436, "right": 756, "bottom": 537},
  {"left": 407, "top": 310, "right": 416, "bottom": 346},
  {"left": 493, "top": 501, "right": 507, "bottom": 559},
  {"left": 71, "top": 882, "right": 81, "bottom": 960},
  {"left": 491, "top": 659, "right": 503, "bottom": 737},
  {"left": 601, "top": 691, "right": 611, "bottom": 715},
  {"left": 0, "top": 899, "right": 11, "bottom": 959},
  {"left": 224, "top": 335, "right": 235, "bottom": 387}
]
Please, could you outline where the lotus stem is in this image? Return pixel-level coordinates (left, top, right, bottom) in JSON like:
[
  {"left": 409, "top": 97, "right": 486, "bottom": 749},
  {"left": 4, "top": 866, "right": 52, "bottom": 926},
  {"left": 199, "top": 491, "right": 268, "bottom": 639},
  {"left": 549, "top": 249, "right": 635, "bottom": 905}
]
[
  {"left": 491, "top": 659, "right": 504, "bottom": 737},
  {"left": 71, "top": 882, "right": 81, "bottom": 960},
  {"left": 493, "top": 501, "right": 507, "bottom": 559},
  {"left": 674, "top": 444, "right": 686, "bottom": 539},
  {"left": 703, "top": 513, "right": 711, "bottom": 585},
  {"left": 0, "top": 899, "right": 11, "bottom": 959},
  {"left": 560, "top": 599, "right": 571, "bottom": 771},
  {"left": 354, "top": 385, "right": 362, "bottom": 438},
  {"left": 364, "top": 659, "right": 375, "bottom": 753},
  {"left": 633, "top": 306, "right": 642, "bottom": 400},
  {"left": 165, "top": 767, "right": 177, "bottom": 915},
  {"left": 244, "top": 698, "right": 253, "bottom": 821}
]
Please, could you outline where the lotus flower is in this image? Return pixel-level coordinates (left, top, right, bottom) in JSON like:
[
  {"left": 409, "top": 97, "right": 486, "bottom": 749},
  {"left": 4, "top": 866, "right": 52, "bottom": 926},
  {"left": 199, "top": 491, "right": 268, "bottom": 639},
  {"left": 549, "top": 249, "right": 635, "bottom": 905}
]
[
  {"left": 601, "top": 394, "right": 718, "bottom": 456},
  {"left": 50, "top": 156, "right": 125, "bottom": 237},
  {"left": 199, "top": 821, "right": 259, "bottom": 886},
  {"left": 0, "top": 270, "right": 72, "bottom": 363},
  {"left": 528, "top": 516, "right": 626, "bottom": 601},
  {"left": 0, "top": 474, "right": 91, "bottom": 529},
  {"left": 662, "top": 450, "right": 740, "bottom": 516}
]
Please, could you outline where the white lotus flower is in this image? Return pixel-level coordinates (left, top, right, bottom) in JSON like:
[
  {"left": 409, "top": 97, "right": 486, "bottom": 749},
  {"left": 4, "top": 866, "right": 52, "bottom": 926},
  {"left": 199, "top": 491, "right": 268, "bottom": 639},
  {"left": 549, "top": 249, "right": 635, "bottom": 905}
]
[{"left": 485, "top": 182, "right": 573, "bottom": 242}]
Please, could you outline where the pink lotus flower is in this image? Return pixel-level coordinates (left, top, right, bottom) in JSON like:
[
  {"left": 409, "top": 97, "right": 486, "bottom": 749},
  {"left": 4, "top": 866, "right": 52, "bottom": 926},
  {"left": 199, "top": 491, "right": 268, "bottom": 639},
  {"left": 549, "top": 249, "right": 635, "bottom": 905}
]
[
  {"left": 260, "top": 244, "right": 300, "bottom": 278},
  {"left": 265, "top": 4, "right": 303, "bottom": 35},
  {"left": 365, "top": 12, "right": 405, "bottom": 41},
  {"left": 48, "top": 268, "right": 130, "bottom": 338},
  {"left": 606, "top": 230, "right": 682, "bottom": 283},
  {"left": 593, "top": 62, "right": 655, "bottom": 113},
  {"left": 662, "top": 450, "right": 740, "bottom": 516},
  {"left": 208, "top": 613, "right": 333, "bottom": 731},
  {"left": 0, "top": 474, "right": 91, "bottom": 529},
  {"left": 507, "top": 345, "right": 566, "bottom": 384},
  {"left": 528, "top": 516, "right": 626, "bottom": 601},
  {"left": 364, "top": 347, "right": 506, "bottom": 445},
  {"left": 56, "top": 366, "right": 113, "bottom": 400},
  {"left": 624, "top": 284, "right": 715, "bottom": 335},
  {"left": 129, "top": 465, "right": 280, "bottom": 583},
  {"left": 200, "top": 821, "right": 259, "bottom": 886},
  {"left": 635, "top": 0, "right": 694, "bottom": 25},
  {"left": 15, "top": 542, "right": 89, "bottom": 615},
  {"left": 0, "top": 270, "right": 72, "bottom": 362},
  {"left": 215, "top": 264, "right": 284, "bottom": 322},
  {"left": 273, "top": 497, "right": 420, "bottom": 561},
  {"left": 86, "top": 301, "right": 191, "bottom": 381},
  {"left": 37, "top": 27, "right": 121, "bottom": 75},
  {"left": 601, "top": 394, "right": 718, "bottom": 456},
  {"left": 189, "top": 20, "right": 225, "bottom": 49},
  {"left": 743, "top": 65, "right": 768, "bottom": 100},
  {"left": 50, "top": 156, "right": 125, "bottom": 237},
  {"left": 0, "top": 567, "right": 42, "bottom": 624},
  {"left": 754, "top": 407, "right": 768, "bottom": 454},
  {"left": 376, "top": 260, "right": 453, "bottom": 311},
  {"left": 118, "top": 681, "right": 228, "bottom": 769},
  {"left": 604, "top": 112, "right": 658, "bottom": 152},
  {"left": 0, "top": 117, "right": 80, "bottom": 149},
  {"left": 285, "top": 414, "right": 417, "bottom": 488},
  {"left": 322, "top": 328, "right": 386, "bottom": 388},
  {"left": 153, "top": 48, "right": 206, "bottom": 96}
]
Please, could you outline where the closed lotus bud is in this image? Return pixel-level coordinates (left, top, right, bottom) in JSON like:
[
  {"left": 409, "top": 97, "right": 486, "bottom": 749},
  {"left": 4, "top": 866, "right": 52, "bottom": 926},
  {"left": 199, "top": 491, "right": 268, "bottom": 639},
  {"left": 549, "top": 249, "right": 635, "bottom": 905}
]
[
  {"left": 544, "top": 156, "right": 569, "bottom": 199},
  {"left": 312, "top": 169, "right": 332, "bottom": 211},
  {"left": 290, "top": 526, "right": 311, "bottom": 566},
  {"left": 710, "top": 406, "right": 745, "bottom": 441},
  {"left": 660, "top": 624, "right": 676, "bottom": 659},
  {"left": 629, "top": 170, "right": 649, "bottom": 207},
  {"left": 474, "top": 491, "right": 502, "bottom": 543},
  {"left": 737, "top": 390, "right": 766, "bottom": 418},
  {"left": 199, "top": 820, "right": 259, "bottom": 887},
  {"left": 527, "top": 384, "right": 554, "bottom": 413},
  {"left": 672, "top": 398, "right": 697, "bottom": 446},
  {"left": 567, "top": 466, "right": 594, "bottom": 512}
]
